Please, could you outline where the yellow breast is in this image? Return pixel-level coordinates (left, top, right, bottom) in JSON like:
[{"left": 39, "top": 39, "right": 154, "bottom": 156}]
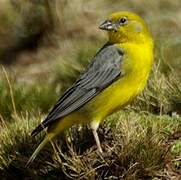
[{"left": 84, "top": 41, "right": 153, "bottom": 121}]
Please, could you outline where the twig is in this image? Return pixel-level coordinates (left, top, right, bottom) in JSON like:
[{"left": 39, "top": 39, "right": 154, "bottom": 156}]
[{"left": 1, "top": 66, "right": 18, "bottom": 118}]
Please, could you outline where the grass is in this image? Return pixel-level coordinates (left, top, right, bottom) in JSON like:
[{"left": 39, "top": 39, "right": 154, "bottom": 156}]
[
  {"left": 0, "top": 0, "right": 181, "bottom": 179},
  {"left": 0, "top": 110, "right": 180, "bottom": 179}
]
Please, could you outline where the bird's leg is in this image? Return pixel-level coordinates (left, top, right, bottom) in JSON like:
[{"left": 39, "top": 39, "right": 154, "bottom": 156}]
[
  {"left": 90, "top": 121, "right": 103, "bottom": 153},
  {"left": 92, "top": 128, "right": 103, "bottom": 153}
]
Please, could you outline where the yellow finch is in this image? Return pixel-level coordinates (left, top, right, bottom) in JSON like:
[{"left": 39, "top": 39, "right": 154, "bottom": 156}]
[{"left": 27, "top": 11, "right": 154, "bottom": 166}]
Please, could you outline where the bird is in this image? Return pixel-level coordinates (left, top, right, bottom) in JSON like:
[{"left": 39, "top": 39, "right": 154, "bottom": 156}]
[{"left": 26, "top": 11, "right": 154, "bottom": 166}]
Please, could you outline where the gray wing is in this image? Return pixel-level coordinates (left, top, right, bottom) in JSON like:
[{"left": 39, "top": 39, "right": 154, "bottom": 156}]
[{"left": 31, "top": 43, "right": 124, "bottom": 136}]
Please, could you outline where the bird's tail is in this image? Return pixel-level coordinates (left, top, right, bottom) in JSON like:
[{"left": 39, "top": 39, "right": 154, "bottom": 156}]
[{"left": 26, "top": 133, "right": 54, "bottom": 167}]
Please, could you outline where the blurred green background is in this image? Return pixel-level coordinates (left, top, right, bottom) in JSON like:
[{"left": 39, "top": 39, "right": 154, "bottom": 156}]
[
  {"left": 0, "top": 0, "right": 180, "bottom": 120},
  {"left": 0, "top": 0, "right": 180, "bottom": 179}
]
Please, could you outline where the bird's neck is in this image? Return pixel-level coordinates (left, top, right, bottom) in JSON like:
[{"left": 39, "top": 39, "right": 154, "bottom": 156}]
[{"left": 108, "top": 32, "right": 153, "bottom": 45}]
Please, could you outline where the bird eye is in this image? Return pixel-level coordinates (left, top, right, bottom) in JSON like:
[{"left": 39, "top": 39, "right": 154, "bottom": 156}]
[{"left": 119, "top": 17, "right": 127, "bottom": 24}]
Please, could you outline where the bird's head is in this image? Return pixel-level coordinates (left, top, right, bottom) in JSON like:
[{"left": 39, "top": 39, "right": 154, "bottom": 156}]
[{"left": 99, "top": 11, "right": 152, "bottom": 44}]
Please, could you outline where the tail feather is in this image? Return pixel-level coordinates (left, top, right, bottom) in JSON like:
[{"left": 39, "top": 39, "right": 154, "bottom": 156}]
[
  {"left": 26, "top": 134, "right": 54, "bottom": 167},
  {"left": 26, "top": 116, "right": 73, "bottom": 167}
]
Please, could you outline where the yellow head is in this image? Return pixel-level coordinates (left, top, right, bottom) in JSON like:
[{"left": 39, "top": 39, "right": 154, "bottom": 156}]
[{"left": 99, "top": 11, "right": 153, "bottom": 44}]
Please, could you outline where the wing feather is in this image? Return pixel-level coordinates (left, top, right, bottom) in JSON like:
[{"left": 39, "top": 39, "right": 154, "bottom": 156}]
[{"left": 31, "top": 43, "right": 124, "bottom": 136}]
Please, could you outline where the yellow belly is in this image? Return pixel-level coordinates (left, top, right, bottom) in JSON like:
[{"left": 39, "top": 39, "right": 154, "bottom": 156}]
[{"left": 84, "top": 71, "right": 148, "bottom": 121}]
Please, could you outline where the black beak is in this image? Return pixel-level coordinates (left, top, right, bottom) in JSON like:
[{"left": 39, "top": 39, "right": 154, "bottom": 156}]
[{"left": 99, "top": 20, "right": 117, "bottom": 31}]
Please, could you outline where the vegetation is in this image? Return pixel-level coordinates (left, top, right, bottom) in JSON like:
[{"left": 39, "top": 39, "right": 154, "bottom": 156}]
[{"left": 0, "top": 0, "right": 180, "bottom": 179}]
